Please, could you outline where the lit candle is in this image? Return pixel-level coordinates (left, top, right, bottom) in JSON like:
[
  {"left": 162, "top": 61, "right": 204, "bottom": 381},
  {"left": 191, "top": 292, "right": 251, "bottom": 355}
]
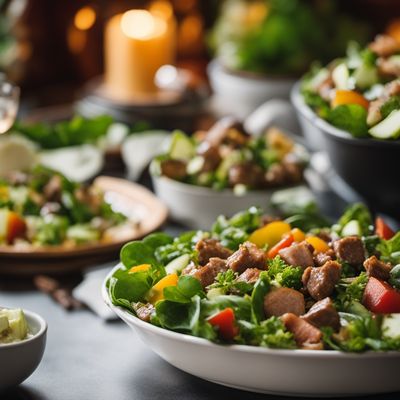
[{"left": 104, "top": 9, "right": 176, "bottom": 100}]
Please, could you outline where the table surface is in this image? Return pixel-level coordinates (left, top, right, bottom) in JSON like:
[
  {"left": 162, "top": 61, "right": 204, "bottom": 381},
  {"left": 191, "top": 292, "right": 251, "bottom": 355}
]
[{"left": 1, "top": 175, "right": 399, "bottom": 400}]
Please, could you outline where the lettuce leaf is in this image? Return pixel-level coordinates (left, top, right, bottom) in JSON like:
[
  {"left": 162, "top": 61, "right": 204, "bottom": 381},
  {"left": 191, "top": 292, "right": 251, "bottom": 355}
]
[{"left": 328, "top": 104, "right": 369, "bottom": 138}]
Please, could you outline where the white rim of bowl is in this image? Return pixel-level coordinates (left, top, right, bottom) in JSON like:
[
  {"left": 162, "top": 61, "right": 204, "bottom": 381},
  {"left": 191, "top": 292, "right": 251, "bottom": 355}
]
[
  {"left": 103, "top": 264, "right": 400, "bottom": 359},
  {"left": 0, "top": 309, "right": 47, "bottom": 348}
]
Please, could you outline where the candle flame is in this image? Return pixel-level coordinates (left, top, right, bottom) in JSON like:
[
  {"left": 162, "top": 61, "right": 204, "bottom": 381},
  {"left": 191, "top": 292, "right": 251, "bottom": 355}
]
[{"left": 121, "top": 10, "right": 166, "bottom": 40}]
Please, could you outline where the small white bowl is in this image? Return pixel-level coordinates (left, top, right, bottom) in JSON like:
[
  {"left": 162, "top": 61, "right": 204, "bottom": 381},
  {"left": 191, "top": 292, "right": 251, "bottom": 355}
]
[
  {"left": 102, "top": 266, "right": 400, "bottom": 397},
  {"left": 151, "top": 175, "right": 278, "bottom": 230},
  {"left": 208, "top": 60, "right": 296, "bottom": 119},
  {"left": 0, "top": 310, "right": 47, "bottom": 391}
]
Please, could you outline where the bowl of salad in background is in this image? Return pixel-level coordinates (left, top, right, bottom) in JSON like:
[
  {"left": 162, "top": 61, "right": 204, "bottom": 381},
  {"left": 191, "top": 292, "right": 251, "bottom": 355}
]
[
  {"left": 0, "top": 307, "right": 47, "bottom": 391},
  {"left": 208, "top": 0, "right": 369, "bottom": 118},
  {"left": 104, "top": 205, "right": 400, "bottom": 396},
  {"left": 150, "top": 118, "right": 307, "bottom": 229},
  {"left": 292, "top": 34, "right": 400, "bottom": 220}
]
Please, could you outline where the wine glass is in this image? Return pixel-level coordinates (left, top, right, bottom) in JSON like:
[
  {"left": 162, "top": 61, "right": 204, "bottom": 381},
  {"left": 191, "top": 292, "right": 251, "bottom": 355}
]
[{"left": 0, "top": 78, "right": 19, "bottom": 135}]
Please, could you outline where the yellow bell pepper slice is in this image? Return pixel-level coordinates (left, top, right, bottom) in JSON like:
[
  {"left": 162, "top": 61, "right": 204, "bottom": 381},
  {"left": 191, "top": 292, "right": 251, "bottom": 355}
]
[
  {"left": 291, "top": 228, "right": 305, "bottom": 242},
  {"left": 331, "top": 90, "right": 369, "bottom": 110},
  {"left": 148, "top": 273, "right": 179, "bottom": 304},
  {"left": 248, "top": 221, "right": 291, "bottom": 248},
  {"left": 128, "top": 264, "right": 151, "bottom": 274},
  {"left": 305, "top": 236, "right": 330, "bottom": 253}
]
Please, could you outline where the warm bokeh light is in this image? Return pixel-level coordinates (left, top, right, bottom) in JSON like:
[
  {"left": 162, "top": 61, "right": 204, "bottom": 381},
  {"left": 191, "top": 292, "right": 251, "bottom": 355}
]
[
  {"left": 120, "top": 10, "right": 167, "bottom": 40},
  {"left": 149, "top": 0, "right": 173, "bottom": 20},
  {"left": 387, "top": 19, "right": 400, "bottom": 43},
  {"left": 74, "top": 6, "right": 96, "bottom": 31},
  {"left": 178, "top": 14, "right": 203, "bottom": 53}
]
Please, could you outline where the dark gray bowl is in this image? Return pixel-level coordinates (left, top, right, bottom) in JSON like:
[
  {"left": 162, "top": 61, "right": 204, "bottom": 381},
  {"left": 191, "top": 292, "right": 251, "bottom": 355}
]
[{"left": 291, "top": 82, "right": 400, "bottom": 220}]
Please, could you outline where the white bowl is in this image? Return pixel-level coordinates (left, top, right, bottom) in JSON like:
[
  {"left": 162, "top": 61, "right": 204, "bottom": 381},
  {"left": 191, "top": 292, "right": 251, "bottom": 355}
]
[
  {"left": 0, "top": 310, "right": 47, "bottom": 391},
  {"left": 208, "top": 60, "right": 296, "bottom": 119},
  {"left": 103, "top": 265, "right": 400, "bottom": 397},
  {"left": 151, "top": 175, "right": 278, "bottom": 230}
]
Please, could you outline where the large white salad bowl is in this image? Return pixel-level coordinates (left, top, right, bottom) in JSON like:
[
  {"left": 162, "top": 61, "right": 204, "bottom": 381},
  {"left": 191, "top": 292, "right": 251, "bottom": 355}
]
[{"left": 103, "top": 264, "right": 400, "bottom": 397}]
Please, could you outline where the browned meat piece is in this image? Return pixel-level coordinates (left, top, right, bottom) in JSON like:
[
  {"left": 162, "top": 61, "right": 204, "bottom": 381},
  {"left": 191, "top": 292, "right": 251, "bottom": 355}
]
[
  {"left": 265, "top": 163, "right": 287, "bottom": 186},
  {"left": 160, "top": 159, "right": 187, "bottom": 180},
  {"left": 302, "top": 261, "right": 342, "bottom": 301},
  {"left": 314, "top": 249, "right": 336, "bottom": 267},
  {"left": 377, "top": 57, "right": 400, "bottom": 77},
  {"left": 228, "top": 162, "right": 265, "bottom": 188},
  {"left": 204, "top": 116, "right": 243, "bottom": 147},
  {"left": 333, "top": 236, "right": 365, "bottom": 265},
  {"left": 194, "top": 257, "right": 228, "bottom": 288},
  {"left": 263, "top": 288, "right": 305, "bottom": 317},
  {"left": 278, "top": 242, "right": 314, "bottom": 269},
  {"left": 43, "top": 175, "right": 63, "bottom": 202},
  {"left": 132, "top": 302, "right": 155, "bottom": 322},
  {"left": 367, "top": 98, "right": 385, "bottom": 126},
  {"left": 181, "top": 261, "right": 198, "bottom": 276},
  {"left": 317, "top": 75, "right": 334, "bottom": 101},
  {"left": 369, "top": 35, "right": 400, "bottom": 57},
  {"left": 384, "top": 80, "right": 400, "bottom": 97},
  {"left": 281, "top": 158, "right": 303, "bottom": 184},
  {"left": 302, "top": 297, "right": 340, "bottom": 331},
  {"left": 40, "top": 202, "right": 62, "bottom": 217},
  {"left": 5, "top": 170, "right": 29, "bottom": 185},
  {"left": 227, "top": 241, "right": 266, "bottom": 274},
  {"left": 197, "top": 144, "right": 221, "bottom": 173},
  {"left": 195, "top": 238, "right": 232, "bottom": 266},
  {"left": 363, "top": 255, "right": 392, "bottom": 281},
  {"left": 281, "top": 313, "right": 322, "bottom": 347},
  {"left": 316, "top": 230, "right": 333, "bottom": 243},
  {"left": 236, "top": 268, "right": 261, "bottom": 284}
]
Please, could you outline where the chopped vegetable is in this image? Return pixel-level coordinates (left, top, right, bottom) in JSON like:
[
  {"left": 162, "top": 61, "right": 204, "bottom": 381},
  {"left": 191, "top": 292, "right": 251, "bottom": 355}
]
[
  {"left": 332, "top": 90, "right": 369, "bottom": 110},
  {"left": 305, "top": 236, "right": 330, "bottom": 253},
  {"left": 248, "top": 221, "right": 291, "bottom": 249},
  {"left": 267, "top": 234, "right": 294, "bottom": 259},
  {"left": 207, "top": 307, "right": 238, "bottom": 341},
  {"left": 148, "top": 274, "right": 179, "bottom": 304},
  {"left": 375, "top": 217, "right": 395, "bottom": 240},
  {"left": 363, "top": 277, "right": 400, "bottom": 314}
]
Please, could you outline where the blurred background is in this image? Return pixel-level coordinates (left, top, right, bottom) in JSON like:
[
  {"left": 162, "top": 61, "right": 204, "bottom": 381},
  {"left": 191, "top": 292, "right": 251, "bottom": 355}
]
[{"left": 0, "top": 0, "right": 399, "bottom": 112}]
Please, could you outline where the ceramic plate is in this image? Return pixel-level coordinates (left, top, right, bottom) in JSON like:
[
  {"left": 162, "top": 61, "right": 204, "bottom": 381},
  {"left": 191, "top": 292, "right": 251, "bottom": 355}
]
[
  {"left": 0, "top": 177, "right": 168, "bottom": 275},
  {"left": 103, "top": 264, "right": 400, "bottom": 397}
]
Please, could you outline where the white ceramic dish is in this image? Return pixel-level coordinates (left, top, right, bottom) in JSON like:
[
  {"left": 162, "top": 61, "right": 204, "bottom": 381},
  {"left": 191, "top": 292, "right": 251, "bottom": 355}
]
[
  {"left": 151, "top": 174, "right": 278, "bottom": 230},
  {"left": 0, "top": 309, "right": 47, "bottom": 391},
  {"left": 102, "top": 265, "right": 400, "bottom": 397},
  {"left": 208, "top": 60, "right": 296, "bottom": 119}
]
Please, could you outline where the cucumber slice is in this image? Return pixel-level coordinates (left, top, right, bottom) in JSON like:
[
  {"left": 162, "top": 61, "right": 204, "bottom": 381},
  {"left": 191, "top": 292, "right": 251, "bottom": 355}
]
[
  {"left": 354, "top": 64, "right": 378, "bottom": 90},
  {"left": 332, "top": 63, "right": 349, "bottom": 90},
  {"left": 66, "top": 224, "right": 100, "bottom": 243},
  {"left": 382, "top": 314, "right": 400, "bottom": 339},
  {"left": 215, "top": 150, "right": 242, "bottom": 182},
  {"left": 369, "top": 109, "right": 400, "bottom": 139},
  {"left": 168, "top": 130, "right": 195, "bottom": 161},
  {"left": 165, "top": 254, "right": 190, "bottom": 275},
  {"left": 0, "top": 308, "right": 28, "bottom": 341},
  {"left": 341, "top": 220, "right": 361, "bottom": 237},
  {"left": 0, "top": 314, "right": 9, "bottom": 334}
]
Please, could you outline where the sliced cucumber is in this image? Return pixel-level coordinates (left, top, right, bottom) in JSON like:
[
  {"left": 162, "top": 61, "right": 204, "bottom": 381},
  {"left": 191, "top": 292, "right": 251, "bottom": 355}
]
[
  {"left": 382, "top": 314, "right": 400, "bottom": 339},
  {"left": 66, "top": 224, "right": 100, "bottom": 243},
  {"left": 0, "top": 308, "right": 28, "bottom": 341},
  {"left": 0, "top": 314, "right": 9, "bottom": 334},
  {"left": 207, "top": 287, "right": 224, "bottom": 300},
  {"left": 168, "top": 130, "right": 195, "bottom": 161},
  {"left": 369, "top": 109, "right": 400, "bottom": 139},
  {"left": 354, "top": 64, "right": 378, "bottom": 90},
  {"left": 341, "top": 220, "right": 361, "bottom": 237},
  {"left": 215, "top": 150, "right": 242, "bottom": 182},
  {"left": 165, "top": 254, "right": 190, "bottom": 275},
  {"left": 332, "top": 63, "right": 349, "bottom": 90}
]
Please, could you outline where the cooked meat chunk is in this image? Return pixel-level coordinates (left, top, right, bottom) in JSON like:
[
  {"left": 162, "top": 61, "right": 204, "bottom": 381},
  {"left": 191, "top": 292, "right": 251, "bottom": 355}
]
[
  {"left": 43, "top": 175, "right": 63, "bottom": 202},
  {"left": 377, "top": 57, "right": 400, "bottom": 77},
  {"left": 363, "top": 255, "right": 392, "bottom": 281},
  {"left": 132, "top": 303, "right": 155, "bottom": 322},
  {"left": 333, "top": 236, "right": 365, "bottom": 265},
  {"left": 195, "top": 238, "right": 232, "bottom": 266},
  {"left": 302, "top": 298, "right": 340, "bottom": 331},
  {"left": 281, "top": 313, "right": 322, "bottom": 347},
  {"left": 204, "top": 116, "right": 243, "bottom": 147},
  {"left": 197, "top": 144, "right": 221, "bottom": 173},
  {"left": 236, "top": 268, "right": 261, "bottom": 284},
  {"left": 228, "top": 162, "right": 264, "bottom": 188},
  {"left": 181, "top": 261, "right": 198, "bottom": 276},
  {"left": 265, "top": 163, "right": 287, "bottom": 186},
  {"left": 367, "top": 98, "right": 385, "bottom": 126},
  {"left": 227, "top": 241, "right": 266, "bottom": 274},
  {"left": 302, "top": 261, "right": 342, "bottom": 301},
  {"left": 316, "top": 230, "right": 332, "bottom": 243},
  {"left": 160, "top": 159, "right": 187, "bottom": 180},
  {"left": 281, "top": 158, "right": 303, "bottom": 184},
  {"left": 263, "top": 288, "right": 305, "bottom": 317},
  {"left": 369, "top": 34, "right": 400, "bottom": 57},
  {"left": 194, "top": 257, "right": 228, "bottom": 288},
  {"left": 314, "top": 249, "right": 336, "bottom": 267},
  {"left": 384, "top": 80, "right": 400, "bottom": 97},
  {"left": 278, "top": 242, "right": 314, "bottom": 269},
  {"left": 317, "top": 75, "right": 334, "bottom": 101}
]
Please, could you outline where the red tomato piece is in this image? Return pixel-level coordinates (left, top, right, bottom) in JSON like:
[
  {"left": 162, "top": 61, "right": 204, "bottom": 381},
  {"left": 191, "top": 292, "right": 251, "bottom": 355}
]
[
  {"left": 207, "top": 307, "right": 239, "bottom": 341},
  {"left": 6, "top": 211, "right": 27, "bottom": 244},
  {"left": 362, "top": 277, "right": 400, "bottom": 314},
  {"left": 375, "top": 217, "right": 395, "bottom": 240},
  {"left": 267, "top": 234, "right": 294, "bottom": 259}
]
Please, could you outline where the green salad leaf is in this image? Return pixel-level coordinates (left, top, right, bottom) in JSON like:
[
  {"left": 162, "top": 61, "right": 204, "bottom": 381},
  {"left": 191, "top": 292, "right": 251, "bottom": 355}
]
[
  {"left": 377, "top": 232, "right": 400, "bottom": 264},
  {"left": 337, "top": 203, "right": 373, "bottom": 236},
  {"left": 328, "top": 104, "right": 369, "bottom": 138},
  {"left": 335, "top": 272, "right": 369, "bottom": 312},
  {"left": 266, "top": 256, "right": 303, "bottom": 290},
  {"left": 251, "top": 271, "right": 271, "bottom": 323},
  {"left": 201, "top": 295, "right": 252, "bottom": 322},
  {"left": 163, "top": 275, "right": 204, "bottom": 304},
  {"left": 380, "top": 96, "right": 400, "bottom": 119},
  {"left": 208, "top": 269, "right": 253, "bottom": 295}
]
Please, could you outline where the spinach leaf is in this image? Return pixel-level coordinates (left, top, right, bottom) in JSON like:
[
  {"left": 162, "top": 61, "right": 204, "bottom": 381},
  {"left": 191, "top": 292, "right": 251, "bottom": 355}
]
[
  {"left": 163, "top": 275, "right": 204, "bottom": 304},
  {"left": 201, "top": 295, "right": 252, "bottom": 321},
  {"left": 251, "top": 271, "right": 271, "bottom": 323},
  {"left": 328, "top": 104, "right": 369, "bottom": 138},
  {"left": 120, "top": 241, "right": 158, "bottom": 269},
  {"left": 380, "top": 96, "right": 400, "bottom": 119},
  {"left": 156, "top": 295, "right": 201, "bottom": 331},
  {"left": 377, "top": 232, "right": 400, "bottom": 264}
]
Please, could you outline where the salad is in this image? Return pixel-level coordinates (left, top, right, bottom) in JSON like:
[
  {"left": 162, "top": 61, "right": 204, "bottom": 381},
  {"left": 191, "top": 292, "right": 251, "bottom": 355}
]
[
  {"left": 108, "top": 204, "right": 400, "bottom": 352},
  {"left": 0, "top": 166, "right": 133, "bottom": 248},
  {"left": 0, "top": 308, "right": 30, "bottom": 344},
  {"left": 301, "top": 34, "right": 400, "bottom": 139},
  {"left": 151, "top": 118, "right": 305, "bottom": 193}
]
